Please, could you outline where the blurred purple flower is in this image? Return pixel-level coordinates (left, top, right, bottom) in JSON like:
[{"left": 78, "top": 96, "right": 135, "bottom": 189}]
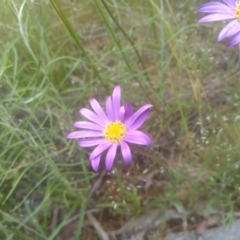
[
  {"left": 198, "top": 0, "right": 240, "bottom": 49},
  {"left": 67, "top": 86, "right": 152, "bottom": 171}
]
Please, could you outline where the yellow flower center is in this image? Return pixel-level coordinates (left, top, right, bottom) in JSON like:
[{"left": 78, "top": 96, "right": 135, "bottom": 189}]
[
  {"left": 236, "top": 3, "right": 240, "bottom": 20},
  {"left": 103, "top": 121, "right": 127, "bottom": 143}
]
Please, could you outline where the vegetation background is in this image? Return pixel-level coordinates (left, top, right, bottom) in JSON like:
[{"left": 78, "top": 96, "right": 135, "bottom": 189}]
[{"left": 1, "top": 0, "right": 240, "bottom": 239}]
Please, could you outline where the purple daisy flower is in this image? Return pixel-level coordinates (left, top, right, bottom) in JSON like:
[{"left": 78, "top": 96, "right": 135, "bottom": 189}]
[
  {"left": 67, "top": 86, "right": 152, "bottom": 172},
  {"left": 198, "top": 0, "right": 240, "bottom": 49}
]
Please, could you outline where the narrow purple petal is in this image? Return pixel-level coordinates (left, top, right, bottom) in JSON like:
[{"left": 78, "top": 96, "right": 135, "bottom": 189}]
[
  {"left": 218, "top": 19, "right": 240, "bottom": 41},
  {"left": 112, "top": 86, "right": 121, "bottom": 120},
  {"left": 67, "top": 131, "right": 103, "bottom": 139},
  {"left": 124, "top": 102, "right": 133, "bottom": 121},
  {"left": 80, "top": 108, "right": 105, "bottom": 127},
  {"left": 124, "top": 131, "right": 152, "bottom": 145},
  {"left": 198, "top": 2, "right": 233, "bottom": 13},
  {"left": 198, "top": 13, "right": 235, "bottom": 23},
  {"left": 91, "top": 155, "right": 101, "bottom": 172},
  {"left": 228, "top": 31, "right": 240, "bottom": 46},
  {"left": 73, "top": 121, "right": 103, "bottom": 131},
  {"left": 105, "top": 143, "right": 118, "bottom": 170},
  {"left": 106, "top": 96, "right": 114, "bottom": 121},
  {"left": 222, "top": 0, "right": 236, "bottom": 8},
  {"left": 120, "top": 141, "right": 132, "bottom": 165},
  {"left": 119, "top": 106, "right": 125, "bottom": 122},
  {"left": 128, "top": 109, "right": 150, "bottom": 131},
  {"left": 78, "top": 138, "right": 104, "bottom": 147},
  {"left": 90, "top": 98, "right": 109, "bottom": 123},
  {"left": 90, "top": 141, "right": 111, "bottom": 160},
  {"left": 125, "top": 104, "right": 152, "bottom": 129}
]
